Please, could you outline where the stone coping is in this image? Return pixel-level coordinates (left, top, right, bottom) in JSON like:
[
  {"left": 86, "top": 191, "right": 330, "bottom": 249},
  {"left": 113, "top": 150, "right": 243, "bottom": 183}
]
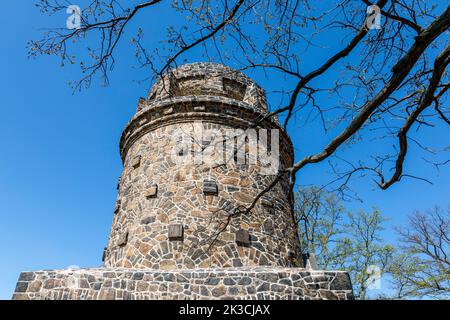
[
  {"left": 139, "top": 95, "right": 272, "bottom": 117},
  {"left": 13, "top": 267, "right": 353, "bottom": 300},
  {"left": 119, "top": 96, "right": 293, "bottom": 164}
]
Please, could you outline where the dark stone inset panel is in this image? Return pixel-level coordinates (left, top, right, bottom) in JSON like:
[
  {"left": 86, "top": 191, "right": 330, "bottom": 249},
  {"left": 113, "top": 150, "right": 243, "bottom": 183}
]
[
  {"left": 145, "top": 185, "right": 158, "bottom": 198},
  {"left": 203, "top": 180, "right": 218, "bottom": 195},
  {"left": 236, "top": 229, "right": 251, "bottom": 246},
  {"left": 168, "top": 224, "right": 184, "bottom": 241}
]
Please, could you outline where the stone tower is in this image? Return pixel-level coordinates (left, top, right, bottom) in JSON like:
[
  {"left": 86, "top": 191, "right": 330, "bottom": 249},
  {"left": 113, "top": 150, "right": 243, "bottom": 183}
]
[
  {"left": 13, "top": 63, "right": 353, "bottom": 300},
  {"left": 105, "top": 62, "right": 300, "bottom": 270}
]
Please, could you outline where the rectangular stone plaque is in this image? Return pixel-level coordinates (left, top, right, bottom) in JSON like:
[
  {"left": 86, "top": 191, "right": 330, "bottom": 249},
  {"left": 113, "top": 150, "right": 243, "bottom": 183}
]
[
  {"left": 117, "top": 231, "right": 128, "bottom": 247},
  {"left": 145, "top": 185, "right": 158, "bottom": 198},
  {"left": 235, "top": 229, "right": 250, "bottom": 246},
  {"left": 168, "top": 224, "right": 184, "bottom": 241},
  {"left": 203, "top": 180, "right": 218, "bottom": 195},
  {"left": 261, "top": 198, "right": 274, "bottom": 214},
  {"left": 131, "top": 155, "right": 141, "bottom": 169},
  {"left": 114, "top": 200, "right": 121, "bottom": 214}
]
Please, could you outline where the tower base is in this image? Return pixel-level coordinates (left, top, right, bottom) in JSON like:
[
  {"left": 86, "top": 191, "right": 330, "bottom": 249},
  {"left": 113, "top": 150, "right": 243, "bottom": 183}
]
[{"left": 12, "top": 267, "right": 353, "bottom": 300}]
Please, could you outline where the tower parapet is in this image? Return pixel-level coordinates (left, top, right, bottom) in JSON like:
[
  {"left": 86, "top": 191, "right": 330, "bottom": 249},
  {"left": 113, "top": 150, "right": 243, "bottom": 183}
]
[{"left": 145, "top": 62, "right": 267, "bottom": 111}]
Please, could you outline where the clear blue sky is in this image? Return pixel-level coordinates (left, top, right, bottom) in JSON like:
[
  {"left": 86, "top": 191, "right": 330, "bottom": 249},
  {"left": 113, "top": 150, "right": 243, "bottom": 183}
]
[{"left": 0, "top": 2, "right": 448, "bottom": 299}]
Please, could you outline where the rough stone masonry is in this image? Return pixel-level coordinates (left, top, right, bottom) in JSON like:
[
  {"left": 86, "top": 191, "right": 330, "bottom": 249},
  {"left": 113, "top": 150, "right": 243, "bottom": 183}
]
[{"left": 12, "top": 62, "right": 353, "bottom": 300}]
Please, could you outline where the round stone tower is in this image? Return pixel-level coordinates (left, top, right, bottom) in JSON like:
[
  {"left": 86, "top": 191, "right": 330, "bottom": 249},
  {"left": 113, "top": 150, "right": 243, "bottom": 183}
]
[
  {"left": 104, "top": 62, "right": 300, "bottom": 269},
  {"left": 13, "top": 62, "right": 354, "bottom": 300}
]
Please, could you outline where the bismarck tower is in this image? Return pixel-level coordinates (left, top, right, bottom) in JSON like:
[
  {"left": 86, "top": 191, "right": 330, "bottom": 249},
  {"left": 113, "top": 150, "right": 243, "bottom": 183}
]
[{"left": 13, "top": 63, "right": 353, "bottom": 300}]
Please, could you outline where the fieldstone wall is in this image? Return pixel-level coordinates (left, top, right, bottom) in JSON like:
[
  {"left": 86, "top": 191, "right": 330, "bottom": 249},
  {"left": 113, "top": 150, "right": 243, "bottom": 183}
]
[{"left": 12, "top": 267, "right": 353, "bottom": 300}]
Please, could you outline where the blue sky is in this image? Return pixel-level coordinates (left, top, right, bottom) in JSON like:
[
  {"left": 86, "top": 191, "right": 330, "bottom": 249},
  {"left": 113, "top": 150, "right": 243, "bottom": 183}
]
[{"left": 0, "top": 2, "right": 448, "bottom": 299}]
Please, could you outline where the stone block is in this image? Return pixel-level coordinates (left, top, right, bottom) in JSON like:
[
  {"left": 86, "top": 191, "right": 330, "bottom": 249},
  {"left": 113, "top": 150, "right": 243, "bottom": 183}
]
[
  {"left": 15, "top": 282, "right": 28, "bottom": 293},
  {"left": 163, "top": 107, "right": 174, "bottom": 115},
  {"left": 19, "top": 272, "right": 34, "bottom": 282},
  {"left": 263, "top": 219, "right": 274, "bottom": 234},
  {"left": 261, "top": 198, "right": 274, "bottom": 214},
  {"left": 130, "top": 155, "right": 141, "bottom": 169},
  {"left": 144, "top": 185, "right": 158, "bottom": 198},
  {"left": 168, "top": 224, "right": 184, "bottom": 241},
  {"left": 141, "top": 216, "right": 155, "bottom": 225},
  {"left": 203, "top": 180, "right": 218, "bottom": 195},
  {"left": 235, "top": 229, "right": 250, "bottom": 246},
  {"left": 117, "top": 231, "right": 128, "bottom": 247},
  {"left": 114, "top": 200, "right": 121, "bottom": 214},
  {"left": 330, "top": 273, "right": 352, "bottom": 291}
]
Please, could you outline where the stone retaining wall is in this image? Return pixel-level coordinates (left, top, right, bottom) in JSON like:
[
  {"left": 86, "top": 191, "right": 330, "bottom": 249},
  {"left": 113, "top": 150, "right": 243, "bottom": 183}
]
[{"left": 12, "top": 267, "right": 353, "bottom": 300}]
